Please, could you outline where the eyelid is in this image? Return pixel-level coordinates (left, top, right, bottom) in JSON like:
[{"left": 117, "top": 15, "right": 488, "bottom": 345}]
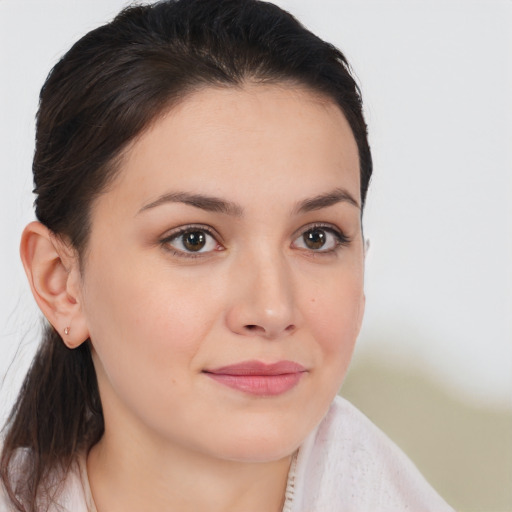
[
  {"left": 291, "top": 222, "right": 348, "bottom": 241},
  {"left": 159, "top": 224, "right": 224, "bottom": 257},
  {"left": 160, "top": 223, "right": 223, "bottom": 241},
  {"left": 291, "top": 222, "right": 351, "bottom": 252}
]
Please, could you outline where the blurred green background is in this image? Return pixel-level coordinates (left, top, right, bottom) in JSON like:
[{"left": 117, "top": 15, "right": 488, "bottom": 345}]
[{"left": 340, "top": 355, "right": 512, "bottom": 512}]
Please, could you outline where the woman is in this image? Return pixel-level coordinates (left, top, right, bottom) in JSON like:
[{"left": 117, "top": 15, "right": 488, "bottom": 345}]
[{"left": 0, "top": 1, "right": 453, "bottom": 511}]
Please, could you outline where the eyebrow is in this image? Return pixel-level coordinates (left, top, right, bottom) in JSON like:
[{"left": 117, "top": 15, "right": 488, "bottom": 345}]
[
  {"left": 294, "top": 187, "right": 360, "bottom": 213},
  {"left": 138, "top": 192, "right": 244, "bottom": 217},
  {"left": 138, "top": 187, "right": 359, "bottom": 217}
]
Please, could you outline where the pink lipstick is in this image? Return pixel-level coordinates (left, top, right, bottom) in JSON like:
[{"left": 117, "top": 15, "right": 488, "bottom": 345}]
[{"left": 203, "top": 360, "right": 306, "bottom": 396}]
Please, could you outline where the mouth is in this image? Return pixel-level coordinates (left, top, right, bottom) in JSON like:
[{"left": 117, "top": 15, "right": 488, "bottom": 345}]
[{"left": 202, "top": 360, "right": 307, "bottom": 396}]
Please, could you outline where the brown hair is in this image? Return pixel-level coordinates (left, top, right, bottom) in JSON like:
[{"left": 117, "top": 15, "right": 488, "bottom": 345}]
[{"left": 1, "top": 1, "right": 372, "bottom": 510}]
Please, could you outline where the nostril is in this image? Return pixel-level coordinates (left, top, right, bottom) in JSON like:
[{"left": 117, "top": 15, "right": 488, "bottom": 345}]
[
  {"left": 243, "top": 324, "right": 296, "bottom": 336},
  {"left": 244, "top": 324, "right": 267, "bottom": 335}
]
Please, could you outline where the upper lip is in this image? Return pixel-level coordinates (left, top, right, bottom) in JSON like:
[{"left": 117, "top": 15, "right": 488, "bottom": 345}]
[{"left": 204, "top": 360, "right": 306, "bottom": 376}]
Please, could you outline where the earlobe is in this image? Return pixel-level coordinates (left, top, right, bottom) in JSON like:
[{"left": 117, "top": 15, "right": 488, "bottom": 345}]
[{"left": 20, "top": 221, "right": 89, "bottom": 348}]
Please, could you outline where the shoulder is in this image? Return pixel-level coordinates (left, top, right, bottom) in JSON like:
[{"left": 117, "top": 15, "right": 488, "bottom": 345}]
[
  {"left": 0, "top": 485, "right": 11, "bottom": 512},
  {"left": 0, "top": 446, "right": 29, "bottom": 512},
  {"left": 0, "top": 447, "right": 90, "bottom": 512},
  {"left": 291, "top": 396, "right": 454, "bottom": 511}
]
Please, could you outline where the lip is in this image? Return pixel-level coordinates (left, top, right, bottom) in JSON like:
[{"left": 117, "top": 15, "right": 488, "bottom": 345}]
[{"left": 203, "top": 360, "right": 307, "bottom": 396}]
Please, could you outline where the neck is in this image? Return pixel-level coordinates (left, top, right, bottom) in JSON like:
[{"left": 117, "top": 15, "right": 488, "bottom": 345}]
[{"left": 87, "top": 428, "right": 294, "bottom": 512}]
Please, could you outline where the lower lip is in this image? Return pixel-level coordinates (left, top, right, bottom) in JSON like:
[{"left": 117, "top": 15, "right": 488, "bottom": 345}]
[{"left": 205, "top": 372, "right": 305, "bottom": 396}]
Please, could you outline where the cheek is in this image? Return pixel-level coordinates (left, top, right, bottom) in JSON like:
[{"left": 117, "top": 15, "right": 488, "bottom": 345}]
[
  {"left": 302, "top": 269, "right": 364, "bottom": 363},
  {"left": 81, "top": 259, "right": 228, "bottom": 437},
  {"left": 81, "top": 256, "right": 218, "bottom": 386}
]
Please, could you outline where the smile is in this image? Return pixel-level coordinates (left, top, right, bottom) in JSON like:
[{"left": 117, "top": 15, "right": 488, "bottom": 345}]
[{"left": 203, "top": 360, "right": 307, "bottom": 396}]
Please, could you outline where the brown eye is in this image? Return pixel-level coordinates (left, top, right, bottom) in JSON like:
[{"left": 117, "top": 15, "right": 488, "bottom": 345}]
[
  {"left": 182, "top": 231, "right": 206, "bottom": 251},
  {"left": 303, "top": 228, "right": 327, "bottom": 250},
  {"left": 292, "top": 225, "right": 346, "bottom": 252},
  {"left": 165, "top": 228, "right": 218, "bottom": 254}
]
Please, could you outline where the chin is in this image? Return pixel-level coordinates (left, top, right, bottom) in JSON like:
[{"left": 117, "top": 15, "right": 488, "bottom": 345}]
[
  {"left": 201, "top": 391, "right": 337, "bottom": 463},
  {"left": 201, "top": 417, "right": 309, "bottom": 463},
  {"left": 220, "top": 439, "right": 301, "bottom": 463}
]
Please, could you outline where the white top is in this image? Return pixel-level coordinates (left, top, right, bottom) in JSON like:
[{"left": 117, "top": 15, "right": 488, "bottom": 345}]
[{"left": 0, "top": 396, "right": 453, "bottom": 511}]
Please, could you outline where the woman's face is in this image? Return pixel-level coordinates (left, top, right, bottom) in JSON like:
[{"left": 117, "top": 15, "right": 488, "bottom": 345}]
[{"left": 78, "top": 84, "right": 365, "bottom": 462}]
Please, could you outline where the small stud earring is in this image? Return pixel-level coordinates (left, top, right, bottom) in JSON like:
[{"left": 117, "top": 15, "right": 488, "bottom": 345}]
[{"left": 64, "top": 327, "right": 70, "bottom": 335}]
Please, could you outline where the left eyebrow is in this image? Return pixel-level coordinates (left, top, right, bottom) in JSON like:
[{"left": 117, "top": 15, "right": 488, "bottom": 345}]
[{"left": 293, "top": 187, "right": 360, "bottom": 214}]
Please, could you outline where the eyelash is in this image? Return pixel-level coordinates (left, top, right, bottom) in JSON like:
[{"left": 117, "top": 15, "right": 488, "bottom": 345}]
[
  {"left": 159, "top": 223, "right": 350, "bottom": 259},
  {"left": 293, "top": 223, "right": 351, "bottom": 255},
  {"left": 160, "top": 224, "right": 222, "bottom": 259}
]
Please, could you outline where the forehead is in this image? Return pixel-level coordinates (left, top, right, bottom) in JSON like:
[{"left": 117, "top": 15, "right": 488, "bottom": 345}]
[{"left": 95, "top": 84, "right": 360, "bottom": 218}]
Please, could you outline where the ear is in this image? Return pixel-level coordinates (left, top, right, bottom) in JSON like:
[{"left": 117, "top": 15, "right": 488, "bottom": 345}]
[
  {"left": 20, "top": 221, "right": 90, "bottom": 348},
  {"left": 364, "top": 237, "right": 370, "bottom": 257},
  {"left": 358, "top": 237, "right": 368, "bottom": 335},
  {"left": 358, "top": 292, "right": 366, "bottom": 334}
]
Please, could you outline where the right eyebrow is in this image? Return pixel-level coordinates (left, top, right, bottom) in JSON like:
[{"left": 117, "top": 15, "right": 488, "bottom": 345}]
[{"left": 137, "top": 191, "right": 244, "bottom": 217}]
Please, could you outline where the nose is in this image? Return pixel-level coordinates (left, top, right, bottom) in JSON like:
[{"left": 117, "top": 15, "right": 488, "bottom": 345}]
[{"left": 225, "top": 250, "right": 300, "bottom": 339}]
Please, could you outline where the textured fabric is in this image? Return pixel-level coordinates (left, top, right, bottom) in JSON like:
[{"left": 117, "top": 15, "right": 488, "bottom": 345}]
[
  {"left": 0, "top": 396, "right": 453, "bottom": 511},
  {"left": 283, "top": 396, "right": 454, "bottom": 511}
]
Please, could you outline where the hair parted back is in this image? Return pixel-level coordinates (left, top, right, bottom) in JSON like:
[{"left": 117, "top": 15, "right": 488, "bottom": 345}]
[{"left": 1, "top": 1, "right": 372, "bottom": 509}]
